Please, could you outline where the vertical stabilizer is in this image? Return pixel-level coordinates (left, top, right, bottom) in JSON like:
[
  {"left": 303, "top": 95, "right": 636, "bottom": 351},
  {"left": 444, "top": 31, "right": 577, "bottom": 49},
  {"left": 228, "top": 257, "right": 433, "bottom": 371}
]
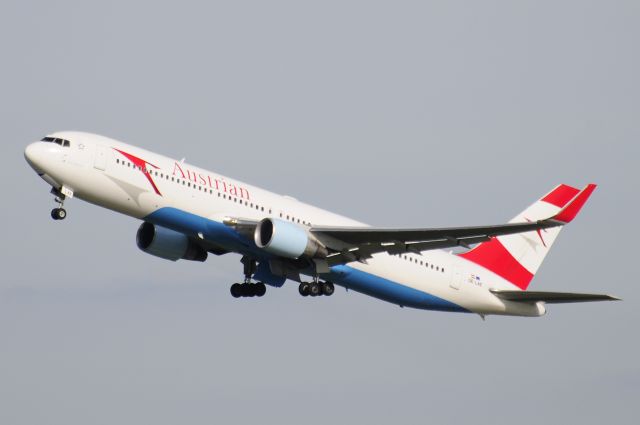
[{"left": 458, "top": 184, "right": 596, "bottom": 290}]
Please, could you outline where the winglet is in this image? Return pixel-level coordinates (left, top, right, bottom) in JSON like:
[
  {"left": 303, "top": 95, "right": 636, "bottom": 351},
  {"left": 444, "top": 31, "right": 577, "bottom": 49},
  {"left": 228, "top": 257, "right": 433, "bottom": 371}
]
[{"left": 552, "top": 184, "right": 597, "bottom": 224}]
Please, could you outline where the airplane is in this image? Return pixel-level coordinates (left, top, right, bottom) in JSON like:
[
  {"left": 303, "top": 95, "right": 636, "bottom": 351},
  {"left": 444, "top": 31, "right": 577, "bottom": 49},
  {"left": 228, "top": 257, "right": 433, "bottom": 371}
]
[{"left": 24, "top": 132, "right": 619, "bottom": 317}]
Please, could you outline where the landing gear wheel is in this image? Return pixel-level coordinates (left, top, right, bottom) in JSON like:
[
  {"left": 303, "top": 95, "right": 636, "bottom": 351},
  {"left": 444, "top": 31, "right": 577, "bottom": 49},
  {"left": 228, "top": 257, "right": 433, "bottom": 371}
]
[
  {"left": 255, "top": 282, "right": 266, "bottom": 297},
  {"left": 299, "top": 282, "right": 310, "bottom": 297},
  {"left": 239, "top": 283, "right": 250, "bottom": 297},
  {"left": 309, "top": 282, "right": 321, "bottom": 297},
  {"left": 51, "top": 208, "right": 67, "bottom": 220},
  {"left": 230, "top": 283, "right": 242, "bottom": 298},
  {"left": 321, "top": 282, "right": 335, "bottom": 296}
]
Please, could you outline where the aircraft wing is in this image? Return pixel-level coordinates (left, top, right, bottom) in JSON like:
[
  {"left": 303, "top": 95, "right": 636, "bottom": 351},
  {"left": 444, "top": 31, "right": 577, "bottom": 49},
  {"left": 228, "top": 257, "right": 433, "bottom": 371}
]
[
  {"left": 225, "top": 216, "right": 564, "bottom": 266},
  {"left": 309, "top": 183, "right": 594, "bottom": 265},
  {"left": 310, "top": 219, "right": 564, "bottom": 265},
  {"left": 224, "top": 184, "right": 594, "bottom": 267},
  {"left": 490, "top": 290, "right": 620, "bottom": 304}
]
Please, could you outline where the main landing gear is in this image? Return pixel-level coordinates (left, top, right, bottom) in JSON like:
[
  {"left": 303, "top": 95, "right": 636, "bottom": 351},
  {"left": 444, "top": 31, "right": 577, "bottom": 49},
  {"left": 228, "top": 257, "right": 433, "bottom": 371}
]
[
  {"left": 299, "top": 280, "right": 334, "bottom": 297},
  {"left": 230, "top": 256, "right": 267, "bottom": 298},
  {"left": 230, "top": 282, "right": 266, "bottom": 298},
  {"left": 50, "top": 188, "right": 67, "bottom": 221},
  {"left": 229, "top": 256, "right": 335, "bottom": 299}
]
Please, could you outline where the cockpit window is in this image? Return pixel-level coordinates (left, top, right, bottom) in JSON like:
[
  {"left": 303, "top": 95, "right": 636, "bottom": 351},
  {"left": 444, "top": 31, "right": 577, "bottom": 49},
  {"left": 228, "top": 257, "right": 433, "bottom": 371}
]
[{"left": 41, "top": 137, "right": 70, "bottom": 147}]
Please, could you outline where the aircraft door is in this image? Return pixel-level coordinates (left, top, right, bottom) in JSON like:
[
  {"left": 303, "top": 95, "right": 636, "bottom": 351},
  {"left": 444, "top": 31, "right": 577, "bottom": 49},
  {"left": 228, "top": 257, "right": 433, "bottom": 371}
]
[
  {"left": 450, "top": 266, "right": 463, "bottom": 290},
  {"left": 94, "top": 145, "right": 108, "bottom": 171}
]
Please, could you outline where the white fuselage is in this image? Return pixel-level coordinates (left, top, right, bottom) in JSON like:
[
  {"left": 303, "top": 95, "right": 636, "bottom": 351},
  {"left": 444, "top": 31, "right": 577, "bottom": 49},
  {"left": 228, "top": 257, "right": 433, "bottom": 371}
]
[{"left": 24, "top": 131, "right": 545, "bottom": 317}]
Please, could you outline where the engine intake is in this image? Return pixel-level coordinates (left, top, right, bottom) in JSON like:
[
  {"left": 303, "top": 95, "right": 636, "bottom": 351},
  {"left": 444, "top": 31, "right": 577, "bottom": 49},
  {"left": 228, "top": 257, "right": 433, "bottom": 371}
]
[
  {"left": 254, "top": 218, "right": 327, "bottom": 259},
  {"left": 136, "top": 222, "right": 208, "bottom": 262}
]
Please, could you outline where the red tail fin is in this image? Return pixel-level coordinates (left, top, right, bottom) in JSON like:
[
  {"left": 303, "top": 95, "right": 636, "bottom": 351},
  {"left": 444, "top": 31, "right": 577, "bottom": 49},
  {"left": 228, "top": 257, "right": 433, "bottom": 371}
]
[{"left": 459, "top": 184, "right": 596, "bottom": 290}]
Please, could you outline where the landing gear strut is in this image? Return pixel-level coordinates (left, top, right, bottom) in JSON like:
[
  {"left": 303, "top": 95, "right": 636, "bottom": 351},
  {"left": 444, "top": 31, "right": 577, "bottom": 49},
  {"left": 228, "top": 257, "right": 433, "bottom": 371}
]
[
  {"left": 50, "top": 188, "right": 67, "bottom": 221},
  {"left": 299, "top": 279, "right": 334, "bottom": 297},
  {"left": 230, "top": 257, "right": 267, "bottom": 298}
]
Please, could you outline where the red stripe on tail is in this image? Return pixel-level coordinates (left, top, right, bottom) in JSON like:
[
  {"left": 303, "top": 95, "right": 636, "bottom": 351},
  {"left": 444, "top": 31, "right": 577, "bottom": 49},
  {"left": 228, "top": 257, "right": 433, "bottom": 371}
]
[
  {"left": 541, "top": 184, "right": 580, "bottom": 208},
  {"left": 553, "top": 184, "right": 597, "bottom": 223},
  {"left": 459, "top": 238, "right": 534, "bottom": 290}
]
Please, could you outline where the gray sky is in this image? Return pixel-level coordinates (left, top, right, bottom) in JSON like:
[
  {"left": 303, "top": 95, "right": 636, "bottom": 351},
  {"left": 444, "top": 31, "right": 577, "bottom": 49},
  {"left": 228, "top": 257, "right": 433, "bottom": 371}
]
[{"left": 1, "top": 1, "right": 638, "bottom": 424}]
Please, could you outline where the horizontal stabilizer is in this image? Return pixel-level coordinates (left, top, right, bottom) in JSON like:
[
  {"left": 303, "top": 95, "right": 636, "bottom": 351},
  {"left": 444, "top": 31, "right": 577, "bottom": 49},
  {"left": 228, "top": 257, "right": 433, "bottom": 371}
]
[{"left": 490, "top": 289, "right": 620, "bottom": 304}]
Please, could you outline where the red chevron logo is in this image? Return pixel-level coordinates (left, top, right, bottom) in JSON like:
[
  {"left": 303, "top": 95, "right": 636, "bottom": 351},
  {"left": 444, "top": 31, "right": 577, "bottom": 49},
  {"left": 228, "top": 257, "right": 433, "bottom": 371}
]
[{"left": 113, "top": 148, "right": 162, "bottom": 196}]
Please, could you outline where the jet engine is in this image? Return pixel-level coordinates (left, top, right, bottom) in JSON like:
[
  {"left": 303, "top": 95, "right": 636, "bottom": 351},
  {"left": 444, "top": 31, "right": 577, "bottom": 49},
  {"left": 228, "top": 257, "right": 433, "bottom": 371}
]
[
  {"left": 254, "top": 218, "right": 327, "bottom": 259},
  {"left": 136, "top": 222, "right": 208, "bottom": 262}
]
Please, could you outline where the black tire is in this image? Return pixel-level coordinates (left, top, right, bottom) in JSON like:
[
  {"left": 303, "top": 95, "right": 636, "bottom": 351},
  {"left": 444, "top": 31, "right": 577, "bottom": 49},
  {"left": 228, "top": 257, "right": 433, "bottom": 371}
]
[
  {"left": 299, "top": 282, "right": 310, "bottom": 297},
  {"left": 230, "top": 283, "right": 242, "bottom": 298},
  {"left": 255, "top": 282, "right": 266, "bottom": 297},
  {"left": 321, "top": 282, "right": 335, "bottom": 296},
  {"left": 245, "top": 284, "right": 257, "bottom": 297},
  {"left": 309, "top": 282, "right": 321, "bottom": 297},
  {"left": 51, "top": 209, "right": 60, "bottom": 220}
]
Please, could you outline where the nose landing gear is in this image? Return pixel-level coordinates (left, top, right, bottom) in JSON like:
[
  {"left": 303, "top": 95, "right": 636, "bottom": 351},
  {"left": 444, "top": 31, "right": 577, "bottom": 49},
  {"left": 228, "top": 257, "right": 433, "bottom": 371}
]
[
  {"left": 51, "top": 207, "right": 67, "bottom": 220},
  {"left": 50, "top": 188, "right": 67, "bottom": 220}
]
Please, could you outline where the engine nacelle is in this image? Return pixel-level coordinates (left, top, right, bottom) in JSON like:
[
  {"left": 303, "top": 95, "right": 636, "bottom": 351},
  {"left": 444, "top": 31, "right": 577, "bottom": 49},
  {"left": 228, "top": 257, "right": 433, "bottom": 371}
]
[
  {"left": 136, "top": 222, "right": 208, "bottom": 262},
  {"left": 254, "top": 218, "right": 327, "bottom": 259}
]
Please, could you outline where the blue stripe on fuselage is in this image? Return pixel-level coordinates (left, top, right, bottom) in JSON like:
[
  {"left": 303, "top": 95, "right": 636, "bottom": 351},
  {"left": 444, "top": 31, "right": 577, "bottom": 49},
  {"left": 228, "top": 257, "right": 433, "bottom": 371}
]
[
  {"left": 144, "top": 207, "right": 468, "bottom": 312},
  {"left": 145, "top": 207, "right": 254, "bottom": 252},
  {"left": 328, "top": 265, "right": 468, "bottom": 312}
]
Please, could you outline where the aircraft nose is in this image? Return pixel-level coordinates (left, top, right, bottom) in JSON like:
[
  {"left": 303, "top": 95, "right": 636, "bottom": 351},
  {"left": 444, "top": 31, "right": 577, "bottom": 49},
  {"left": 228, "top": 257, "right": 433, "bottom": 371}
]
[{"left": 24, "top": 142, "right": 47, "bottom": 173}]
